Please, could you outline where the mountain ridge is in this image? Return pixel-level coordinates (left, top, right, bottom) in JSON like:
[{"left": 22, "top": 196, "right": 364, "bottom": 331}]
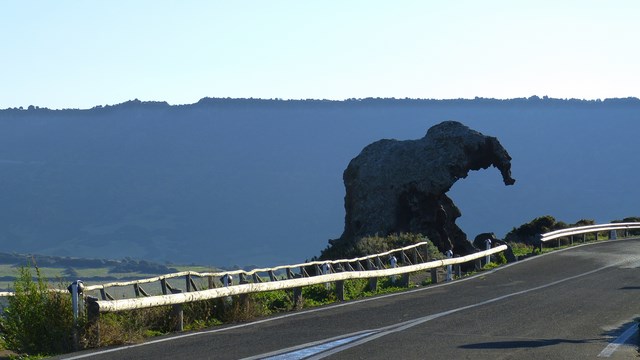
[{"left": 1, "top": 97, "right": 638, "bottom": 267}]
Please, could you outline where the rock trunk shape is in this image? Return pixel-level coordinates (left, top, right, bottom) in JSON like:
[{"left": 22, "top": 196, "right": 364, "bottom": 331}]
[{"left": 322, "top": 121, "right": 515, "bottom": 259}]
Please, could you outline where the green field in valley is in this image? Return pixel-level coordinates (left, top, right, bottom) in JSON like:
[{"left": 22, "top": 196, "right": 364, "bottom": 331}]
[{"left": 0, "top": 254, "right": 221, "bottom": 293}]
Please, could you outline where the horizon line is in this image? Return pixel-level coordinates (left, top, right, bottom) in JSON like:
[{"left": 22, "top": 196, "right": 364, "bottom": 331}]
[{"left": 3, "top": 95, "right": 640, "bottom": 112}]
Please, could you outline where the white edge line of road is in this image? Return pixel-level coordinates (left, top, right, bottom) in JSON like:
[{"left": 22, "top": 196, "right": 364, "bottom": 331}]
[{"left": 59, "top": 238, "right": 638, "bottom": 359}]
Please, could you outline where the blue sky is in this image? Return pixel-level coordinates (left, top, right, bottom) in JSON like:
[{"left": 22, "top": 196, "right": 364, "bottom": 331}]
[{"left": 2, "top": 1, "right": 638, "bottom": 109}]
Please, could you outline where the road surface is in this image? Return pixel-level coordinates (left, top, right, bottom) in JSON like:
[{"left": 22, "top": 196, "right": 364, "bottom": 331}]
[{"left": 59, "top": 238, "right": 640, "bottom": 359}]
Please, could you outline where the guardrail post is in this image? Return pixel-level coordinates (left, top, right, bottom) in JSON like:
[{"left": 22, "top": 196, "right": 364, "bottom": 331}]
[
  {"left": 400, "top": 272, "right": 410, "bottom": 288},
  {"left": 430, "top": 268, "right": 439, "bottom": 284},
  {"left": 610, "top": 230, "right": 617, "bottom": 240},
  {"left": 239, "top": 273, "right": 250, "bottom": 311},
  {"left": 336, "top": 280, "right": 345, "bottom": 301},
  {"left": 293, "top": 287, "right": 303, "bottom": 310},
  {"left": 68, "top": 280, "right": 84, "bottom": 351},
  {"left": 171, "top": 288, "right": 184, "bottom": 332},
  {"left": 69, "top": 280, "right": 82, "bottom": 323},
  {"left": 322, "top": 263, "right": 330, "bottom": 290},
  {"left": 221, "top": 274, "right": 232, "bottom": 287},
  {"left": 367, "top": 259, "right": 378, "bottom": 292},
  {"left": 286, "top": 268, "right": 303, "bottom": 309},
  {"left": 445, "top": 250, "right": 453, "bottom": 282},
  {"left": 595, "top": 232, "right": 599, "bottom": 241},
  {"left": 389, "top": 255, "right": 398, "bottom": 284},
  {"left": 86, "top": 296, "right": 100, "bottom": 347},
  {"left": 485, "top": 239, "right": 492, "bottom": 266},
  {"left": 161, "top": 278, "right": 169, "bottom": 294}
]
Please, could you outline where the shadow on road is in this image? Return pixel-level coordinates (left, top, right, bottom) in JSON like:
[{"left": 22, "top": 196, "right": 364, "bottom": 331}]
[
  {"left": 600, "top": 319, "right": 639, "bottom": 355},
  {"left": 460, "top": 338, "right": 590, "bottom": 349}
]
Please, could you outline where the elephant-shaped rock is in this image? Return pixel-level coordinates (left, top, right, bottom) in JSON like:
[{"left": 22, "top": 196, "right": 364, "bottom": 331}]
[{"left": 322, "top": 120, "right": 515, "bottom": 259}]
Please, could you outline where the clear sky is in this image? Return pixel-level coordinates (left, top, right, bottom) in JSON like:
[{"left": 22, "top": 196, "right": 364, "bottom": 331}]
[{"left": 2, "top": 1, "right": 638, "bottom": 109}]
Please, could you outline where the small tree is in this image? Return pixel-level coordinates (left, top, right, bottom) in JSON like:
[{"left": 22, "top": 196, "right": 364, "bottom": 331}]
[{"left": 1, "top": 264, "right": 76, "bottom": 356}]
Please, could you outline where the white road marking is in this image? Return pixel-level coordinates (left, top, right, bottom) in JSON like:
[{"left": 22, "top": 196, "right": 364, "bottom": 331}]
[
  {"left": 258, "top": 331, "right": 378, "bottom": 360},
  {"left": 598, "top": 323, "right": 638, "bottom": 357}
]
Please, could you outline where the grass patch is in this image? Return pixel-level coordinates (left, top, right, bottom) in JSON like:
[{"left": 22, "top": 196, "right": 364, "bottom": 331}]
[
  {"left": 169, "top": 265, "right": 220, "bottom": 273},
  {"left": 508, "top": 242, "right": 534, "bottom": 257}
]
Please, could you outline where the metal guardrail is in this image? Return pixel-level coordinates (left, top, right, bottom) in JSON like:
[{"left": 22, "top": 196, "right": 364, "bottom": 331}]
[
  {"left": 81, "top": 241, "right": 437, "bottom": 300},
  {"left": 0, "top": 242, "right": 434, "bottom": 299},
  {"left": 540, "top": 222, "right": 640, "bottom": 243},
  {"left": 1, "top": 241, "right": 507, "bottom": 345},
  {"left": 90, "top": 245, "right": 507, "bottom": 313}
]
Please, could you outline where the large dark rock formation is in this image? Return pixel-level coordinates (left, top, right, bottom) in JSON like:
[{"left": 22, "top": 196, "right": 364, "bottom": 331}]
[{"left": 322, "top": 121, "right": 515, "bottom": 259}]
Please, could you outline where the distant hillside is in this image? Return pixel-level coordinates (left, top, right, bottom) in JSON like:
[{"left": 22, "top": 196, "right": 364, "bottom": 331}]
[
  {"left": 1, "top": 97, "right": 639, "bottom": 267},
  {"left": 0, "top": 251, "right": 177, "bottom": 272}
]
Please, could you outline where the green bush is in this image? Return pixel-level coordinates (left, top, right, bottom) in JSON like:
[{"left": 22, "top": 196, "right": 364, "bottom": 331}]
[
  {"left": 355, "top": 233, "right": 443, "bottom": 261},
  {"left": 492, "top": 251, "right": 507, "bottom": 265},
  {"left": 504, "top": 216, "right": 597, "bottom": 245},
  {"left": 343, "top": 279, "right": 370, "bottom": 300},
  {"left": 507, "top": 242, "right": 534, "bottom": 257},
  {"left": 250, "top": 290, "right": 292, "bottom": 315},
  {"left": 303, "top": 284, "right": 336, "bottom": 307},
  {"left": 320, "top": 232, "right": 443, "bottom": 261},
  {"left": 183, "top": 299, "right": 223, "bottom": 330},
  {"left": 613, "top": 217, "right": 640, "bottom": 236},
  {"left": 0, "top": 264, "right": 76, "bottom": 356}
]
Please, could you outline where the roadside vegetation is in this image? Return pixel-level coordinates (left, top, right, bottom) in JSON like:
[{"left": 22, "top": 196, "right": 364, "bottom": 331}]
[
  {"left": 0, "top": 264, "right": 76, "bottom": 358},
  {"left": 504, "top": 215, "right": 640, "bottom": 246}
]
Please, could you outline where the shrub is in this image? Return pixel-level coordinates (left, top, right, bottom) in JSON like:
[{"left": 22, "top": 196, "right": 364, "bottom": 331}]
[
  {"left": 217, "top": 295, "right": 271, "bottom": 322},
  {"left": 613, "top": 217, "right": 640, "bottom": 236},
  {"left": 106, "top": 306, "right": 176, "bottom": 345},
  {"left": 504, "top": 216, "right": 595, "bottom": 245},
  {"left": 355, "top": 233, "right": 444, "bottom": 261},
  {"left": 183, "top": 299, "right": 224, "bottom": 330},
  {"left": 343, "top": 279, "right": 370, "bottom": 300},
  {"left": 250, "top": 290, "right": 292, "bottom": 315},
  {"left": 302, "top": 284, "right": 336, "bottom": 307},
  {"left": 507, "top": 242, "right": 534, "bottom": 257},
  {"left": 0, "top": 264, "right": 76, "bottom": 356},
  {"left": 493, "top": 251, "right": 507, "bottom": 265}
]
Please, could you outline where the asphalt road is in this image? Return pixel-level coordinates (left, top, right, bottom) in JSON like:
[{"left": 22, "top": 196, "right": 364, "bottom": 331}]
[{"left": 59, "top": 238, "right": 640, "bottom": 359}]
